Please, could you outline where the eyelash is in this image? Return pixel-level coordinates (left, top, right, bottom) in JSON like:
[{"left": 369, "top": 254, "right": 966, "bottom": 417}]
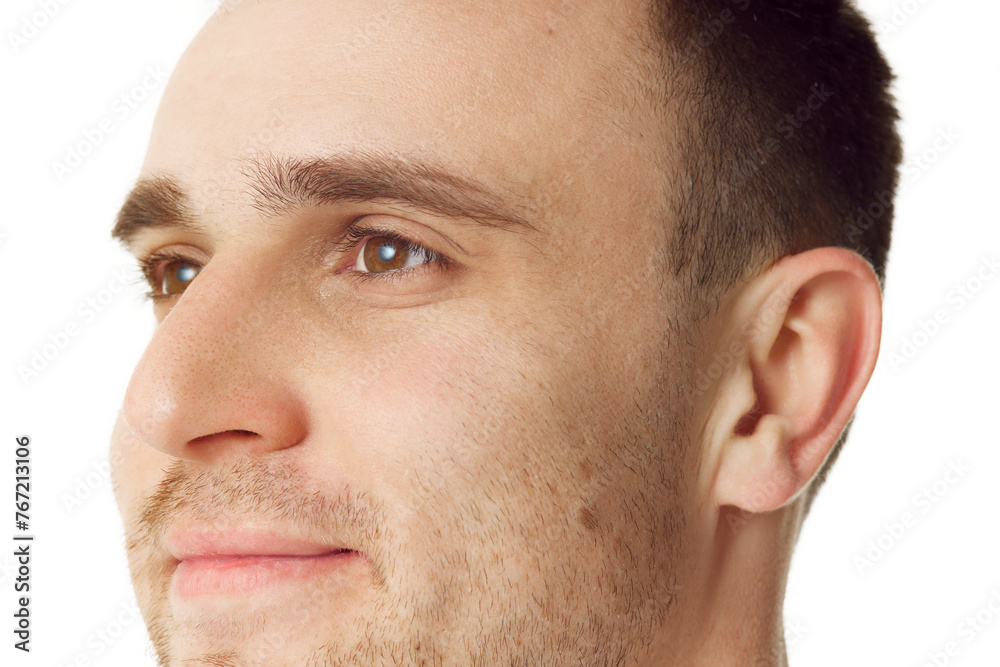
[{"left": 135, "top": 223, "right": 451, "bottom": 301}]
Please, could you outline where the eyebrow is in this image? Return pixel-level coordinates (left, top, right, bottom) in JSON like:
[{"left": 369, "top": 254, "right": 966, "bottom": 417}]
[{"left": 111, "top": 150, "right": 540, "bottom": 248}]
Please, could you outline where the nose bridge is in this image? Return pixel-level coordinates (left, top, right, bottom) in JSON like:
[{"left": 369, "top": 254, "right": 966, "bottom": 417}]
[{"left": 123, "top": 254, "right": 308, "bottom": 461}]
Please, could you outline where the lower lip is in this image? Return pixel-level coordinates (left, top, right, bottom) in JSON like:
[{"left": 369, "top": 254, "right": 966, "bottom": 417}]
[{"left": 172, "top": 550, "right": 362, "bottom": 598}]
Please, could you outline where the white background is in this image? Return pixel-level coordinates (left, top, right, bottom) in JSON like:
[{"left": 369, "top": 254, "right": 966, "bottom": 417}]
[{"left": 0, "top": 1, "right": 997, "bottom": 665}]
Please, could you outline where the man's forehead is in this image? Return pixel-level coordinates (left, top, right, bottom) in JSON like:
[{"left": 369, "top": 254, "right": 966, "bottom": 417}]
[{"left": 139, "top": 0, "right": 662, "bottom": 232}]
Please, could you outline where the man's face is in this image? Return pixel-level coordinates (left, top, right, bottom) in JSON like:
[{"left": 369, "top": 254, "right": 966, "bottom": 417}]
[{"left": 111, "top": 1, "right": 700, "bottom": 664}]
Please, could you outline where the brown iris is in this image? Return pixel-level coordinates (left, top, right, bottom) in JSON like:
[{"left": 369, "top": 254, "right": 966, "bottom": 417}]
[
  {"left": 162, "top": 262, "right": 200, "bottom": 295},
  {"left": 363, "top": 236, "right": 409, "bottom": 273}
]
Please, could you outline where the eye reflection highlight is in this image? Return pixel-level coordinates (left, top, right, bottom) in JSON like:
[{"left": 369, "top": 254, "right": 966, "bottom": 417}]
[{"left": 362, "top": 236, "right": 410, "bottom": 272}]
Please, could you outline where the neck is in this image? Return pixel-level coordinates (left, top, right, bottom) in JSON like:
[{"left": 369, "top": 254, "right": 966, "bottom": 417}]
[{"left": 641, "top": 503, "right": 801, "bottom": 666}]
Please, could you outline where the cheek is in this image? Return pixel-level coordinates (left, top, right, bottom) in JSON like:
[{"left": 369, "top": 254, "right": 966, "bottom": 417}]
[
  {"left": 341, "top": 308, "right": 611, "bottom": 526},
  {"left": 349, "top": 323, "right": 508, "bottom": 489}
]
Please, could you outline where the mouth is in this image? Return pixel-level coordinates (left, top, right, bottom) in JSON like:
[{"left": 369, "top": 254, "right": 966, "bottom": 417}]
[{"left": 166, "top": 530, "right": 365, "bottom": 599}]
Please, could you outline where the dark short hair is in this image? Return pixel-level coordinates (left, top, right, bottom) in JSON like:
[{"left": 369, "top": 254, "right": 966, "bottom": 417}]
[{"left": 646, "top": 0, "right": 902, "bottom": 509}]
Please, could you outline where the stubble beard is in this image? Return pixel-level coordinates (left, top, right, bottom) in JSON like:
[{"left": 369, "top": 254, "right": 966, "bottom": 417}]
[{"left": 121, "top": 351, "right": 691, "bottom": 667}]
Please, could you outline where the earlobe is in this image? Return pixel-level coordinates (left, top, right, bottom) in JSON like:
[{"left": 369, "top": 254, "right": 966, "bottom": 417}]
[{"left": 709, "top": 247, "right": 883, "bottom": 513}]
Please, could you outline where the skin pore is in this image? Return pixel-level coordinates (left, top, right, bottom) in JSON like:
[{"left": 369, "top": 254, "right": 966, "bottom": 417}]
[{"left": 110, "top": 1, "right": 883, "bottom": 665}]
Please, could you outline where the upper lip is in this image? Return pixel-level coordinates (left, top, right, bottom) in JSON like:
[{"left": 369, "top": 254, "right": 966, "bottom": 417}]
[{"left": 165, "top": 528, "right": 353, "bottom": 561}]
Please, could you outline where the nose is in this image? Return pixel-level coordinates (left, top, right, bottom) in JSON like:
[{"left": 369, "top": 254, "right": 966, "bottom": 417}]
[{"left": 122, "top": 257, "right": 308, "bottom": 464}]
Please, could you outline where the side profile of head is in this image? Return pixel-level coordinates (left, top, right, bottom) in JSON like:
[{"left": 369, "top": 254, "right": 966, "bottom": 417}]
[{"left": 110, "top": 0, "right": 900, "bottom": 665}]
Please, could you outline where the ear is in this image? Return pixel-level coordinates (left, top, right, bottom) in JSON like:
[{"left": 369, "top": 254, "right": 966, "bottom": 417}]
[{"left": 706, "top": 247, "right": 883, "bottom": 513}]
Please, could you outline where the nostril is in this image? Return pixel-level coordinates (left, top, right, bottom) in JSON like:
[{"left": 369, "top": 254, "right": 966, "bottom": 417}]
[{"left": 188, "top": 429, "right": 260, "bottom": 446}]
